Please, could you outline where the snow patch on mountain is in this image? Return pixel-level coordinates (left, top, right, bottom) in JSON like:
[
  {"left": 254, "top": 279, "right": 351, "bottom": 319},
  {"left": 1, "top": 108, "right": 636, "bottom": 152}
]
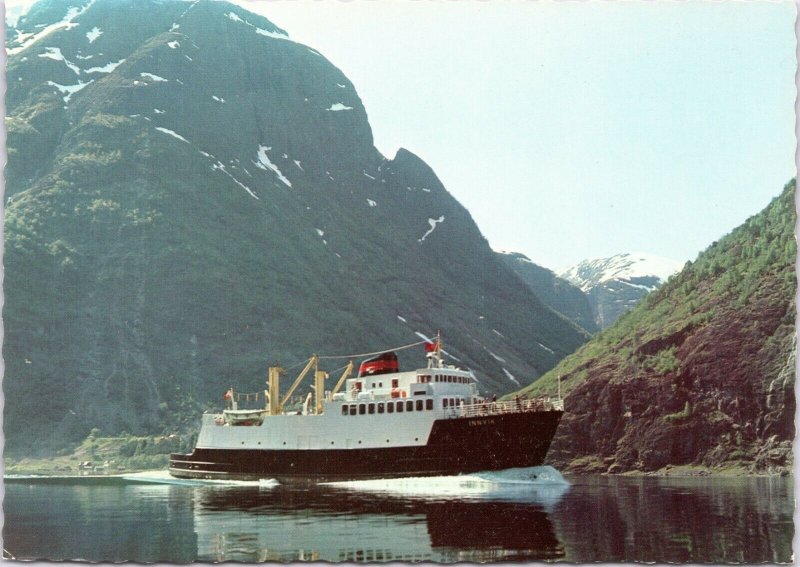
[
  {"left": 47, "top": 79, "right": 92, "bottom": 103},
  {"left": 328, "top": 103, "right": 353, "bottom": 112},
  {"left": 502, "top": 368, "right": 521, "bottom": 386},
  {"left": 418, "top": 216, "right": 445, "bottom": 243},
  {"left": 85, "top": 59, "right": 124, "bottom": 74},
  {"left": 211, "top": 161, "right": 259, "bottom": 200},
  {"left": 38, "top": 47, "right": 81, "bottom": 75},
  {"left": 155, "top": 127, "right": 189, "bottom": 143},
  {"left": 488, "top": 351, "right": 507, "bottom": 363},
  {"left": 226, "top": 11, "right": 293, "bottom": 42},
  {"left": 559, "top": 252, "right": 682, "bottom": 292},
  {"left": 254, "top": 145, "right": 292, "bottom": 188},
  {"left": 140, "top": 72, "right": 168, "bottom": 82},
  {"left": 86, "top": 27, "right": 102, "bottom": 43},
  {"left": 8, "top": 0, "right": 96, "bottom": 55},
  {"left": 537, "top": 342, "right": 554, "bottom": 354}
]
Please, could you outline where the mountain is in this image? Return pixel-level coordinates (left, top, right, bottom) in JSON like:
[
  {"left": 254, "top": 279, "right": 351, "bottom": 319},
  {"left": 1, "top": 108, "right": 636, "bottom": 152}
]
[
  {"left": 519, "top": 181, "right": 796, "bottom": 474},
  {"left": 3, "top": 0, "right": 589, "bottom": 454},
  {"left": 559, "top": 253, "right": 683, "bottom": 328},
  {"left": 496, "top": 251, "right": 599, "bottom": 334}
]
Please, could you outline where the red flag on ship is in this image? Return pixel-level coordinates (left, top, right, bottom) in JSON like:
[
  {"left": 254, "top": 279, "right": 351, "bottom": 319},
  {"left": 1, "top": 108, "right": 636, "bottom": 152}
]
[
  {"left": 425, "top": 341, "right": 439, "bottom": 353},
  {"left": 223, "top": 388, "right": 233, "bottom": 400}
]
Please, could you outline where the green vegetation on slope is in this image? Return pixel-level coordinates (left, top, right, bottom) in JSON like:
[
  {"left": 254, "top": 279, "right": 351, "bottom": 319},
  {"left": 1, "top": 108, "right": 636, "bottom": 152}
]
[{"left": 517, "top": 180, "right": 796, "bottom": 474}]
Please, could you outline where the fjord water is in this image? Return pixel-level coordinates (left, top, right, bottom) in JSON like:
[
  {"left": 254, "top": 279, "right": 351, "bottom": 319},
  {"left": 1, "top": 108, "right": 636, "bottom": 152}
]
[{"left": 3, "top": 469, "right": 793, "bottom": 563}]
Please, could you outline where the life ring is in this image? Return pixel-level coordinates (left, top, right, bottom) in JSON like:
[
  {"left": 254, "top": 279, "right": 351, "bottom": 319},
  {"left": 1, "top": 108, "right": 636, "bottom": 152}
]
[
  {"left": 214, "top": 416, "right": 225, "bottom": 425},
  {"left": 391, "top": 388, "right": 400, "bottom": 398},
  {"left": 401, "top": 390, "right": 407, "bottom": 398}
]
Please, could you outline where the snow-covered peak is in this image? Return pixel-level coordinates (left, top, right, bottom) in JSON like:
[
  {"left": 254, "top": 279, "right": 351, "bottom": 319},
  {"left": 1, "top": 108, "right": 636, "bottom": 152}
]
[{"left": 559, "top": 252, "right": 682, "bottom": 292}]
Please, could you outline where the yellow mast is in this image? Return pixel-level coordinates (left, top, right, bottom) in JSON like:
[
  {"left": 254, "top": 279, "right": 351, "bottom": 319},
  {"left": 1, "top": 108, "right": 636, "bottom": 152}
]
[
  {"left": 279, "top": 355, "right": 318, "bottom": 412},
  {"left": 314, "top": 369, "right": 326, "bottom": 414},
  {"left": 267, "top": 366, "right": 282, "bottom": 415},
  {"left": 330, "top": 361, "right": 354, "bottom": 396}
]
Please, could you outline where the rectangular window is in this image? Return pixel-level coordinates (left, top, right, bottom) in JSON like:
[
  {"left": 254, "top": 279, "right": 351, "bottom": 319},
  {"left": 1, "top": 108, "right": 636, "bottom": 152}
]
[
  {"left": 391, "top": 379, "right": 399, "bottom": 388},
  {"left": 368, "top": 403, "right": 375, "bottom": 414},
  {"left": 378, "top": 402, "right": 385, "bottom": 414},
  {"left": 359, "top": 404, "right": 366, "bottom": 415},
  {"left": 406, "top": 400, "right": 414, "bottom": 412},
  {"left": 349, "top": 405, "right": 357, "bottom": 416},
  {"left": 416, "top": 399, "right": 423, "bottom": 411},
  {"left": 443, "top": 399, "right": 449, "bottom": 408},
  {"left": 396, "top": 401, "right": 404, "bottom": 413},
  {"left": 426, "top": 399, "right": 433, "bottom": 410},
  {"left": 355, "top": 381, "right": 362, "bottom": 391},
  {"left": 342, "top": 405, "right": 349, "bottom": 416},
  {"left": 387, "top": 402, "right": 394, "bottom": 414}
]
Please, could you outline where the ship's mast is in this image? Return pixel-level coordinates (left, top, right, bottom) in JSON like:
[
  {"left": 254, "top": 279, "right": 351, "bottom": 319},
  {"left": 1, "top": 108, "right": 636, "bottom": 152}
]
[{"left": 426, "top": 331, "right": 444, "bottom": 368}]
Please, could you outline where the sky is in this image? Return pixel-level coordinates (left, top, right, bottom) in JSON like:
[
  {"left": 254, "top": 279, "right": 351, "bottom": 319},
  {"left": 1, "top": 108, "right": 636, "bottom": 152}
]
[
  {"left": 237, "top": 0, "right": 798, "bottom": 270},
  {"left": 5, "top": 0, "right": 797, "bottom": 270}
]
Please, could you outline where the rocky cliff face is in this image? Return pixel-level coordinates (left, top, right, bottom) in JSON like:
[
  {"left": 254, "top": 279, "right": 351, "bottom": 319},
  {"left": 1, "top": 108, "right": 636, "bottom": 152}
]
[
  {"left": 520, "top": 182, "right": 796, "bottom": 474},
  {"left": 560, "top": 253, "right": 682, "bottom": 328},
  {"left": 4, "top": 0, "right": 588, "bottom": 454}
]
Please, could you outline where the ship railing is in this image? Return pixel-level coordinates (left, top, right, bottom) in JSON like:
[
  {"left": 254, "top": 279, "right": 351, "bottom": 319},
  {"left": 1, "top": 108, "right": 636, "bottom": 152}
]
[{"left": 451, "top": 398, "right": 564, "bottom": 419}]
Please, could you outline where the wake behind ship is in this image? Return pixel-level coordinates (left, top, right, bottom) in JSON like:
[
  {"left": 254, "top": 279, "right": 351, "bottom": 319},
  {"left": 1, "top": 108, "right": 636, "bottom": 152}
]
[{"left": 169, "top": 338, "right": 564, "bottom": 482}]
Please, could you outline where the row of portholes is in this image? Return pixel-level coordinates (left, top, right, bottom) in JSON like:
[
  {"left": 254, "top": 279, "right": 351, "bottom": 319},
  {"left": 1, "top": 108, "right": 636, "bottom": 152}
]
[{"left": 342, "top": 399, "right": 434, "bottom": 416}]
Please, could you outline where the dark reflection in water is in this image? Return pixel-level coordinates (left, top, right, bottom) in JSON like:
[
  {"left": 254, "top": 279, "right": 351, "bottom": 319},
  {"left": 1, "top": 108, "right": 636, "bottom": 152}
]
[
  {"left": 2, "top": 472, "right": 793, "bottom": 563},
  {"left": 194, "top": 483, "right": 565, "bottom": 562},
  {"left": 554, "top": 476, "right": 794, "bottom": 563}
]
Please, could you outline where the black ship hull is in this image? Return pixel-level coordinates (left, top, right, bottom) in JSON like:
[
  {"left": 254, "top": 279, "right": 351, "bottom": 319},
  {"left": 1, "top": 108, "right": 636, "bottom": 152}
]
[{"left": 169, "top": 410, "right": 563, "bottom": 483}]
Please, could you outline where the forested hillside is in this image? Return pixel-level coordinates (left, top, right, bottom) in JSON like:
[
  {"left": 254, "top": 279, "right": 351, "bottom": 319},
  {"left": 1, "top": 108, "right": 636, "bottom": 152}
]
[{"left": 519, "top": 181, "right": 796, "bottom": 474}]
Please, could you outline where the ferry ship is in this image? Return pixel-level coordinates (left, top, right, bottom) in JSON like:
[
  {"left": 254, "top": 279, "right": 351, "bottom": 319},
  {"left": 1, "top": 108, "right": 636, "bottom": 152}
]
[{"left": 169, "top": 337, "right": 564, "bottom": 482}]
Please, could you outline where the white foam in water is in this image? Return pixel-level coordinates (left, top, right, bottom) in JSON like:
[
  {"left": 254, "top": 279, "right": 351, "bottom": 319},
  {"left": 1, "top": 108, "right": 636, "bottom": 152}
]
[
  {"left": 323, "top": 466, "right": 569, "bottom": 502},
  {"left": 121, "top": 470, "right": 279, "bottom": 487}
]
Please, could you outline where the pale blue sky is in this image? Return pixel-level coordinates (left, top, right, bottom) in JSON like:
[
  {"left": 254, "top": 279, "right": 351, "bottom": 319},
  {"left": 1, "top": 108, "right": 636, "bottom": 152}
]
[
  {"left": 240, "top": 0, "right": 797, "bottom": 270},
  {"left": 6, "top": 0, "right": 797, "bottom": 269}
]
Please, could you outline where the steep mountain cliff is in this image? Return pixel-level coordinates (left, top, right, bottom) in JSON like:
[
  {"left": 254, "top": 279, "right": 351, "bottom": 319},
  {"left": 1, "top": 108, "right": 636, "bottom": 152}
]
[
  {"left": 520, "top": 181, "right": 796, "bottom": 474},
  {"left": 560, "top": 253, "right": 682, "bottom": 328},
  {"left": 496, "top": 251, "right": 598, "bottom": 334},
  {"left": 4, "top": 0, "right": 589, "bottom": 454}
]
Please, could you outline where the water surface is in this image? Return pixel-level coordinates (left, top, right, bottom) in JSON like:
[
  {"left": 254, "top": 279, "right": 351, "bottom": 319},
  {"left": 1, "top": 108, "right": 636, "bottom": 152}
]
[{"left": 3, "top": 468, "right": 793, "bottom": 563}]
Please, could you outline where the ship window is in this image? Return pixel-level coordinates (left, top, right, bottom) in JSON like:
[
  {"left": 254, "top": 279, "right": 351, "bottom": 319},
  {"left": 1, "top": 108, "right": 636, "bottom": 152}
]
[
  {"left": 349, "top": 405, "right": 357, "bottom": 416},
  {"left": 387, "top": 402, "right": 394, "bottom": 413},
  {"left": 391, "top": 378, "right": 399, "bottom": 388},
  {"left": 426, "top": 399, "right": 433, "bottom": 410},
  {"left": 406, "top": 400, "right": 414, "bottom": 412},
  {"left": 396, "top": 401, "right": 404, "bottom": 413},
  {"left": 443, "top": 399, "right": 449, "bottom": 408},
  {"left": 416, "top": 399, "right": 423, "bottom": 411},
  {"left": 342, "top": 405, "right": 348, "bottom": 416},
  {"left": 359, "top": 404, "right": 366, "bottom": 415},
  {"left": 378, "top": 402, "right": 385, "bottom": 414},
  {"left": 368, "top": 403, "right": 375, "bottom": 414},
  {"left": 355, "top": 381, "right": 362, "bottom": 391}
]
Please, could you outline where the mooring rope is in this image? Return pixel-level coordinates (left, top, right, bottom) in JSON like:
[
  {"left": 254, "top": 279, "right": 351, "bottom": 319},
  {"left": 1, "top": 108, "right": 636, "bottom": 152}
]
[{"left": 317, "top": 339, "right": 430, "bottom": 361}]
